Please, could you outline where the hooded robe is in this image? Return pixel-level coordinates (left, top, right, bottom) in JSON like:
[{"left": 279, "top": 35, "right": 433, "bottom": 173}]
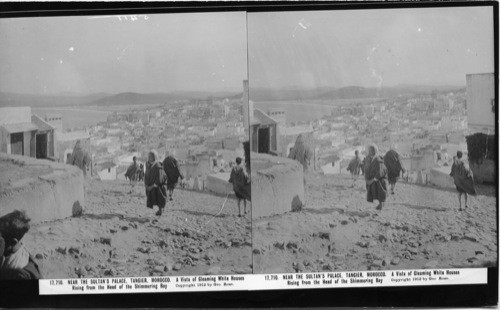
[
  {"left": 364, "top": 154, "right": 388, "bottom": 203},
  {"left": 144, "top": 152, "right": 168, "bottom": 209},
  {"left": 228, "top": 164, "right": 251, "bottom": 201},
  {"left": 450, "top": 157, "right": 477, "bottom": 196},
  {"left": 384, "top": 149, "right": 405, "bottom": 184}
]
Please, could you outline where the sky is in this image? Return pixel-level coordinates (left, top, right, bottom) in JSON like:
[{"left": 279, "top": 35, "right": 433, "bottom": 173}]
[
  {"left": 248, "top": 6, "right": 495, "bottom": 89},
  {"left": 0, "top": 12, "right": 248, "bottom": 94}
]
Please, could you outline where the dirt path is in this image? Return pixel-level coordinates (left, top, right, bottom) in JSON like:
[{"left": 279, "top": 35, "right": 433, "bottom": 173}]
[
  {"left": 23, "top": 180, "right": 252, "bottom": 278},
  {"left": 253, "top": 173, "right": 497, "bottom": 273}
]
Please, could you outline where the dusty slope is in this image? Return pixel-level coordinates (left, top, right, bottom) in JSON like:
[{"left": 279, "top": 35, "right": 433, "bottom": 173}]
[
  {"left": 23, "top": 180, "right": 252, "bottom": 278},
  {"left": 253, "top": 173, "right": 497, "bottom": 273}
]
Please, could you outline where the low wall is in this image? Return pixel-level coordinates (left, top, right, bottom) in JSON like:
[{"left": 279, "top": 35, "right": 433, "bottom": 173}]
[
  {"left": 429, "top": 166, "right": 455, "bottom": 189},
  {"left": 205, "top": 173, "right": 232, "bottom": 195},
  {"left": 0, "top": 153, "right": 85, "bottom": 223},
  {"left": 251, "top": 152, "right": 304, "bottom": 218}
]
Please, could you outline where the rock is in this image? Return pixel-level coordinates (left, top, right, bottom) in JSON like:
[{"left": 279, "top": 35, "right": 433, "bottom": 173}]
[
  {"left": 467, "top": 257, "right": 478, "bottom": 263},
  {"left": 129, "top": 222, "right": 138, "bottom": 229},
  {"left": 110, "top": 229, "right": 117, "bottom": 234},
  {"left": 230, "top": 238, "right": 243, "bottom": 247},
  {"left": 329, "top": 253, "right": 345, "bottom": 259},
  {"left": 382, "top": 257, "right": 391, "bottom": 266},
  {"left": 322, "top": 263, "right": 333, "bottom": 271},
  {"left": 104, "top": 269, "right": 115, "bottom": 276},
  {"left": 463, "top": 234, "right": 477, "bottom": 242},
  {"left": 206, "top": 266, "right": 221, "bottom": 275},
  {"left": 341, "top": 220, "right": 349, "bottom": 225},
  {"left": 159, "top": 240, "right": 168, "bottom": 248},
  {"left": 121, "top": 226, "right": 129, "bottom": 231},
  {"left": 137, "top": 247, "right": 148, "bottom": 254},
  {"left": 407, "top": 246, "right": 418, "bottom": 255},
  {"left": 378, "top": 235, "right": 388, "bottom": 243},
  {"left": 294, "top": 262, "right": 305, "bottom": 272},
  {"left": 85, "top": 265, "right": 94, "bottom": 272},
  {"left": 149, "top": 246, "right": 159, "bottom": 253},
  {"left": 286, "top": 241, "right": 298, "bottom": 250},
  {"left": 68, "top": 247, "right": 80, "bottom": 255},
  {"left": 153, "top": 266, "right": 164, "bottom": 273},
  {"left": 356, "top": 241, "right": 368, "bottom": 248},
  {"left": 165, "top": 262, "right": 173, "bottom": 272},
  {"left": 303, "top": 259, "right": 311, "bottom": 267},
  {"left": 253, "top": 249, "right": 261, "bottom": 255},
  {"left": 475, "top": 250, "right": 484, "bottom": 256},
  {"left": 424, "top": 260, "right": 439, "bottom": 269},
  {"left": 56, "top": 246, "right": 67, "bottom": 255},
  {"left": 173, "top": 262, "right": 182, "bottom": 271},
  {"left": 390, "top": 257, "right": 400, "bottom": 265},
  {"left": 372, "top": 260, "right": 383, "bottom": 268},
  {"left": 35, "top": 253, "right": 44, "bottom": 260},
  {"left": 100, "top": 237, "right": 112, "bottom": 246},
  {"left": 329, "top": 223, "right": 336, "bottom": 228},
  {"left": 74, "top": 267, "right": 85, "bottom": 278},
  {"left": 319, "top": 232, "right": 330, "bottom": 241},
  {"left": 274, "top": 242, "right": 285, "bottom": 250}
]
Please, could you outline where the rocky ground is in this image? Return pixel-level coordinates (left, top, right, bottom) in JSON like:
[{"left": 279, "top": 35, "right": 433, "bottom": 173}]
[
  {"left": 23, "top": 180, "right": 252, "bottom": 278},
  {"left": 253, "top": 173, "right": 497, "bottom": 274}
]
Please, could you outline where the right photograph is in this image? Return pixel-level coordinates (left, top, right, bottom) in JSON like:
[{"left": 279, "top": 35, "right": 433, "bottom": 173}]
[{"left": 247, "top": 7, "right": 497, "bottom": 274}]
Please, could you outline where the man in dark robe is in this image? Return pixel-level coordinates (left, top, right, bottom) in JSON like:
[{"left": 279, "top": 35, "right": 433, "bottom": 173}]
[
  {"left": 162, "top": 154, "right": 184, "bottom": 201},
  {"left": 364, "top": 144, "right": 388, "bottom": 211},
  {"left": 228, "top": 157, "right": 251, "bottom": 217},
  {"left": 69, "top": 140, "right": 91, "bottom": 177},
  {"left": 125, "top": 156, "right": 139, "bottom": 181},
  {"left": 347, "top": 150, "right": 363, "bottom": 187},
  {"left": 144, "top": 150, "right": 168, "bottom": 216},
  {"left": 288, "top": 134, "right": 313, "bottom": 186},
  {"left": 125, "top": 156, "right": 139, "bottom": 193},
  {"left": 137, "top": 163, "right": 145, "bottom": 182},
  {"left": 384, "top": 148, "right": 406, "bottom": 195},
  {"left": 0, "top": 210, "right": 41, "bottom": 280},
  {"left": 450, "top": 151, "right": 477, "bottom": 211}
]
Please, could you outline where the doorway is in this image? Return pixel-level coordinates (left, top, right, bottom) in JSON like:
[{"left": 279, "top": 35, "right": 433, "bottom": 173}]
[
  {"left": 258, "top": 127, "right": 270, "bottom": 154},
  {"left": 36, "top": 133, "right": 48, "bottom": 159},
  {"left": 10, "top": 132, "right": 24, "bottom": 155}
]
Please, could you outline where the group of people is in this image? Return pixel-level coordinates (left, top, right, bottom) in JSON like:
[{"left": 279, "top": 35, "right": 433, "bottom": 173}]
[
  {"left": 347, "top": 144, "right": 477, "bottom": 211},
  {"left": 0, "top": 210, "right": 41, "bottom": 280},
  {"left": 141, "top": 150, "right": 251, "bottom": 217},
  {"left": 286, "top": 133, "right": 476, "bottom": 212},
  {"left": 139, "top": 151, "right": 184, "bottom": 216}
]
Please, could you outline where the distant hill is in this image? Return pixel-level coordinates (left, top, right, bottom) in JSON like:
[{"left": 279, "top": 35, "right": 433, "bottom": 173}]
[
  {"left": 0, "top": 92, "right": 110, "bottom": 108},
  {"left": 0, "top": 90, "right": 242, "bottom": 108},
  {"left": 250, "top": 84, "right": 465, "bottom": 102}
]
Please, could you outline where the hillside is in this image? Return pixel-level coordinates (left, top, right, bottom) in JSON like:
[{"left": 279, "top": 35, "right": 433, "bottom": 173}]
[
  {"left": 23, "top": 179, "right": 252, "bottom": 278},
  {"left": 249, "top": 85, "right": 465, "bottom": 102},
  {"left": 0, "top": 90, "right": 242, "bottom": 108},
  {"left": 253, "top": 173, "right": 496, "bottom": 273}
]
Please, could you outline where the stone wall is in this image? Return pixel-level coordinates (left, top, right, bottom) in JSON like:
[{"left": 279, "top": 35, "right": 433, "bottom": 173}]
[
  {"left": 205, "top": 173, "right": 233, "bottom": 196},
  {"left": 251, "top": 152, "right": 304, "bottom": 218},
  {"left": 429, "top": 166, "right": 455, "bottom": 189},
  {"left": 0, "top": 153, "right": 84, "bottom": 223}
]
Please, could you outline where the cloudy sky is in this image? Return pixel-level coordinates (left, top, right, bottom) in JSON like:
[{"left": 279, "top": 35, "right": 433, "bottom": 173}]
[
  {"left": 0, "top": 12, "right": 248, "bottom": 94},
  {"left": 248, "top": 6, "right": 494, "bottom": 89}
]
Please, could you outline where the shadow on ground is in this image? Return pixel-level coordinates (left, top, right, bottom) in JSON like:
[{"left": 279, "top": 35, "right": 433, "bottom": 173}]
[{"left": 397, "top": 203, "right": 448, "bottom": 212}]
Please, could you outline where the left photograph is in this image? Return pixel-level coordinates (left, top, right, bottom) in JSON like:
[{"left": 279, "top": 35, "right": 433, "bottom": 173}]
[{"left": 0, "top": 12, "right": 252, "bottom": 279}]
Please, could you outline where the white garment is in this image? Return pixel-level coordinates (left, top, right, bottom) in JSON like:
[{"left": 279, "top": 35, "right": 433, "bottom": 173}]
[{"left": 1, "top": 243, "right": 29, "bottom": 270}]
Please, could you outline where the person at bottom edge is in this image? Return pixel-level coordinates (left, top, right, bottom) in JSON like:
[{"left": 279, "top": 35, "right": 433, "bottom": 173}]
[
  {"left": 163, "top": 154, "right": 184, "bottom": 201},
  {"left": 0, "top": 210, "right": 41, "bottom": 280},
  {"left": 228, "top": 157, "right": 251, "bottom": 217},
  {"left": 364, "top": 144, "right": 388, "bottom": 211},
  {"left": 450, "top": 150, "right": 477, "bottom": 211},
  {"left": 145, "top": 150, "right": 168, "bottom": 216}
]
